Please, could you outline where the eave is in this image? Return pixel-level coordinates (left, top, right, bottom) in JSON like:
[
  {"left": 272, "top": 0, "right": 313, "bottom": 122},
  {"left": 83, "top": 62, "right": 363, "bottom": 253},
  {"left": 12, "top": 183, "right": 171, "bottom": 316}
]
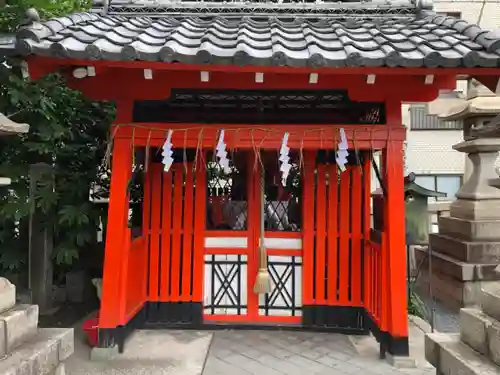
[
  {"left": 25, "top": 56, "right": 500, "bottom": 76},
  {"left": 24, "top": 56, "right": 500, "bottom": 103},
  {"left": 438, "top": 96, "right": 500, "bottom": 121}
]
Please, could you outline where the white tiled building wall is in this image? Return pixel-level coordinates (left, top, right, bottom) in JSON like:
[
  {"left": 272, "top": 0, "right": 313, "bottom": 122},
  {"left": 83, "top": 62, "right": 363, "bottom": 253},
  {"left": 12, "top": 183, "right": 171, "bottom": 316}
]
[
  {"left": 403, "top": 1, "right": 500, "bottom": 200},
  {"left": 405, "top": 129, "right": 465, "bottom": 175},
  {"left": 434, "top": 0, "right": 500, "bottom": 29}
]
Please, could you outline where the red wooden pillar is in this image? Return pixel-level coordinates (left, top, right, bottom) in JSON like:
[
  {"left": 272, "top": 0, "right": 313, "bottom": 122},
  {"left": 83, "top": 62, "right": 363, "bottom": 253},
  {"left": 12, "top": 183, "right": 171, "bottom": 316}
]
[
  {"left": 382, "top": 138, "right": 409, "bottom": 356},
  {"left": 302, "top": 151, "right": 316, "bottom": 308},
  {"left": 100, "top": 102, "right": 133, "bottom": 330}
]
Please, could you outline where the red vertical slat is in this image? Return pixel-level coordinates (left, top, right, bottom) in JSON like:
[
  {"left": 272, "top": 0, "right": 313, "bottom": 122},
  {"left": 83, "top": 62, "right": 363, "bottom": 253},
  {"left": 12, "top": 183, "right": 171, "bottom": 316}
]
[
  {"left": 170, "top": 165, "right": 184, "bottom": 301},
  {"left": 366, "top": 243, "right": 372, "bottom": 314},
  {"left": 350, "top": 166, "right": 362, "bottom": 305},
  {"left": 315, "top": 164, "right": 327, "bottom": 304},
  {"left": 192, "top": 156, "right": 207, "bottom": 303},
  {"left": 338, "top": 167, "right": 351, "bottom": 304},
  {"left": 363, "top": 157, "right": 372, "bottom": 312},
  {"left": 142, "top": 167, "right": 152, "bottom": 237},
  {"left": 374, "top": 246, "right": 378, "bottom": 318},
  {"left": 159, "top": 167, "right": 172, "bottom": 301},
  {"left": 380, "top": 234, "right": 386, "bottom": 327},
  {"left": 302, "top": 151, "right": 315, "bottom": 305},
  {"left": 248, "top": 152, "right": 260, "bottom": 318},
  {"left": 327, "top": 164, "right": 338, "bottom": 305},
  {"left": 120, "top": 227, "right": 132, "bottom": 324},
  {"left": 148, "top": 163, "right": 163, "bottom": 301},
  {"left": 142, "top": 164, "right": 152, "bottom": 300},
  {"left": 181, "top": 164, "right": 195, "bottom": 301},
  {"left": 375, "top": 243, "right": 380, "bottom": 320},
  {"left": 372, "top": 246, "right": 376, "bottom": 319}
]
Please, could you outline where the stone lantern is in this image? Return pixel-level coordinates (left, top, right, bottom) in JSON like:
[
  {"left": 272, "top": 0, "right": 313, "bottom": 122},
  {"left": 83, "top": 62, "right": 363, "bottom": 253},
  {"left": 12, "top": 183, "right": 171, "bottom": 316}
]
[
  {"left": 0, "top": 112, "right": 29, "bottom": 186},
  {"left": 478, "top": 118, "right": 500, "bottom": 276},
  {"left": 0, "top": 112, "right": 29, "bottom": 288},
  {"left": 415, "top": 81, "right": 500, "bottom": 310},
  {"left": 479, "top": 117, "right": 500, "bottom": 190},
  {"left": 0, "top": 112, "right": 29, "bottom": 326},
  {"left": 441, "top": 80, "right": 500, "bottom": 141}
]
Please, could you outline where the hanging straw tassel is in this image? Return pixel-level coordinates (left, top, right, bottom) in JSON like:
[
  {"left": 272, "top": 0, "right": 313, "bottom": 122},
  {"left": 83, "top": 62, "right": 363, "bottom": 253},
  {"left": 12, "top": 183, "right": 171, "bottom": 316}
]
[{"left": 253, "top": 164, "right": 272, "bottom": 294}]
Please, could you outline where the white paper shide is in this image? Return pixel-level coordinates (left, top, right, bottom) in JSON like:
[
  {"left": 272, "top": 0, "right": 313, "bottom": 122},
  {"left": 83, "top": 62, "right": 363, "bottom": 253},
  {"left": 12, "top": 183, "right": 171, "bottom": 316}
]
[
  {"left": 216, "top": 129, "right": 231, "bottom": 174},
  {"left": 279, "top": 132, "right": 291, "bottom": 186},
  {"left": 336, "top": 128, "right": 349, "bottom": 172},
  {"left": 161, "top": 129, "right": 174, "bottom": 172}
]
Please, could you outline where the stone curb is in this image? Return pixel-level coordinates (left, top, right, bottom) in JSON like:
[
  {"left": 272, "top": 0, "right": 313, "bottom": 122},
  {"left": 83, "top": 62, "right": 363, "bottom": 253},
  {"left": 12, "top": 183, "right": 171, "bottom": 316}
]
[{"left": 409, "top": 314, "right": 436, "bottom": 334}]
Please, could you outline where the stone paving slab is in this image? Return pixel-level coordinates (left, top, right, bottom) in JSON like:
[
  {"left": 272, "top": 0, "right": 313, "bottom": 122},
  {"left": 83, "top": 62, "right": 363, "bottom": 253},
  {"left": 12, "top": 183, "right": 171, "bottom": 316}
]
[
  {"left": 67, "top": 317, "right": 437, "bottom": 375},
  {"left": 67, "top": 329, "right": 212, "bottom": 375},
  {"left": 202, "top": 330, "right": 435, "bottom": 375}
]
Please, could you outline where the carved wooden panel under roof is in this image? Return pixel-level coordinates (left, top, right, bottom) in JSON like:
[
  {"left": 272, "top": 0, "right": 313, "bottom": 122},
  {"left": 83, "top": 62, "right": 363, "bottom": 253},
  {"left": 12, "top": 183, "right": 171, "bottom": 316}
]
[{"left": 132, "top": 89, "right": 386, "bottom": 124}]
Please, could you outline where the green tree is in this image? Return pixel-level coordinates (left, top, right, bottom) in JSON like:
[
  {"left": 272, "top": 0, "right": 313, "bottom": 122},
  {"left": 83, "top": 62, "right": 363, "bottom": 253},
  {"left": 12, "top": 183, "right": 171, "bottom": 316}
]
[
  {"left": 1, "top": 1, "right": 91, "bottom": 31},
  {"left": 0, "top": 0, "right": 115, "bottom": 279}
]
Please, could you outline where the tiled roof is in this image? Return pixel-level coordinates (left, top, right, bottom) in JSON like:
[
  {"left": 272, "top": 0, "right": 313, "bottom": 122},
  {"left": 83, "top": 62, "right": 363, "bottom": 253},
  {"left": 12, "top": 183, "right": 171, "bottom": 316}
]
[
  {"left": 0, "top": 34, "right": 16, "bottom": 61},
  {"left": 7, "top": 2, "right": 500, "bottom": 68}
]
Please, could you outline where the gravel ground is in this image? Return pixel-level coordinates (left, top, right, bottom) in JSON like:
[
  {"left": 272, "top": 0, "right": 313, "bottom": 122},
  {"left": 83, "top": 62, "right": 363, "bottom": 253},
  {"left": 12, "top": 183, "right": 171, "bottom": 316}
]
[{"left": 419, "top": 295, "right": 460, "bottom": 333}]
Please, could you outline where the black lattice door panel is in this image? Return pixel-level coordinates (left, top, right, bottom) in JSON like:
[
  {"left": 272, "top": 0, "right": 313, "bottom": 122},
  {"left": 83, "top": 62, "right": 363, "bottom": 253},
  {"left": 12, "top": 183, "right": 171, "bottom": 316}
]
[
  {"left": 258, "top": 255, "right": 302, "bottom": 317},
  {"left": 203, "top": 254, "right": 248, "bottom": 316}
]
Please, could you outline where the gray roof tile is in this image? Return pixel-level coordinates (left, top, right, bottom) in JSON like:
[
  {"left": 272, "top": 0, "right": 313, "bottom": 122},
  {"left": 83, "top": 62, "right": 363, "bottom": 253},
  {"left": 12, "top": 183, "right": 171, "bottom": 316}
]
[{"left": 6, "top": 10, "right": 500, "bottom": 68}]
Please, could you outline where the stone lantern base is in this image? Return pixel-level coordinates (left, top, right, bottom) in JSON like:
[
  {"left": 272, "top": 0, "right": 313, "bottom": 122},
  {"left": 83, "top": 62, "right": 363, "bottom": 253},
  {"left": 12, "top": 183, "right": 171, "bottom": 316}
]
[{"left": 415, "top": 138, "right": 500, "bottom": 310}]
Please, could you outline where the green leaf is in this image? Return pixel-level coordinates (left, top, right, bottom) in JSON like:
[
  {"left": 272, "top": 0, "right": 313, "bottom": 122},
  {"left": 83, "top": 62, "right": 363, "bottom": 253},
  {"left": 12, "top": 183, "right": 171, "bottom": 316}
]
[
  {"left": 75, "top": 231, "right": 92, "bottom": 247},
  {"left": 0, "top": 245, "right": 25, "bottom": 271},
  {"left": 53, "top": 244, "right": 79, "bottom": 266},
  {"left": 0, "top": 1, "right": 114, "bottom": 273},
  {"left": 58, "top": 205, "right": 82, "bottom": 227}
]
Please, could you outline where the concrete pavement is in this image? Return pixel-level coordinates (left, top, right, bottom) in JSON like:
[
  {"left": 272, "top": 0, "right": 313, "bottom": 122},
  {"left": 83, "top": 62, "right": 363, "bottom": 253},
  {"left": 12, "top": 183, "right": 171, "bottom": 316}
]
[
  {"left": 66, "top": 317, "right": 435, "bottom": 375},
  {"left": 204, "top": 327, "right": 433, "bottom": 375}
]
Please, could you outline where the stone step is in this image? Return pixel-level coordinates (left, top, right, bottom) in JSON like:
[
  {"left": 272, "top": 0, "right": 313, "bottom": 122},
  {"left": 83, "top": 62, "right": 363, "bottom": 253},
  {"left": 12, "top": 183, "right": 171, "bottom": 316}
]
[
  {"left": 426, "top": 333, "right": 500, "bottom": 375},
  {"left": 482, "top": 284, "right": 500, "bottom": 323},
  {"left": 415, "top": 266, "right": 480, "bottom": 309},
  {"left": 0, "top": 328, "right": 73, "bottom": 375},
  {"left": 459, "top": 308, "right": 500, "bottom": 366},
  {"left": 438, "top": 216, "right": 500, "bottom": 242},
  {"left": 414, "top": 246, "right": 500, "bottom": 282},
  {"left": 0, "top": 304, "right": 39, "bottom": 357},
  {"left": 430, "top": 233, "right": 500, "bottom": 264},
  {"left": 460, "top": 308, "right": 493, "bottom": 356},
  {"left": 0, "top": 279, "right": 15, "bottom": 316},
  {"left": 48, "top": 363, "right": 66, "bottom": 375}
]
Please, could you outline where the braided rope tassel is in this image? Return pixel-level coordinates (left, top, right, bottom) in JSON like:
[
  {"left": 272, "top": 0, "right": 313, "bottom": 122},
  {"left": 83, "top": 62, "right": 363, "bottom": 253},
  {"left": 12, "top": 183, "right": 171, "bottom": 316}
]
[{"left": 253, "top": 162, "right": 273, "bottom": 295}]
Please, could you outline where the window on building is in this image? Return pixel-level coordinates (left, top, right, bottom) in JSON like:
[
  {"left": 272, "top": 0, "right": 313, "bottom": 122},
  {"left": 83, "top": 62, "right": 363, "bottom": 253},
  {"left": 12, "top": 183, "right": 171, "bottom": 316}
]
[
  {"left": 414, "top": 175, "right": 462, "bottom": 201},
  {"left": 437, "top": 11, "right": 461, "bottom": 18},
  {"left": 409, "top": 104, "right": 463, "bottom": 130}
]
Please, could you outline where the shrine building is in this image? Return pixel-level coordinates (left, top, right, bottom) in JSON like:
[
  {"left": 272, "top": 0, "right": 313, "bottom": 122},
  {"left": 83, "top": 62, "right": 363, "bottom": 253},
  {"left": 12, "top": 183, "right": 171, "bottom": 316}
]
[{"left": 4, "top": 0, "right": 500, "bottom": 358}]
